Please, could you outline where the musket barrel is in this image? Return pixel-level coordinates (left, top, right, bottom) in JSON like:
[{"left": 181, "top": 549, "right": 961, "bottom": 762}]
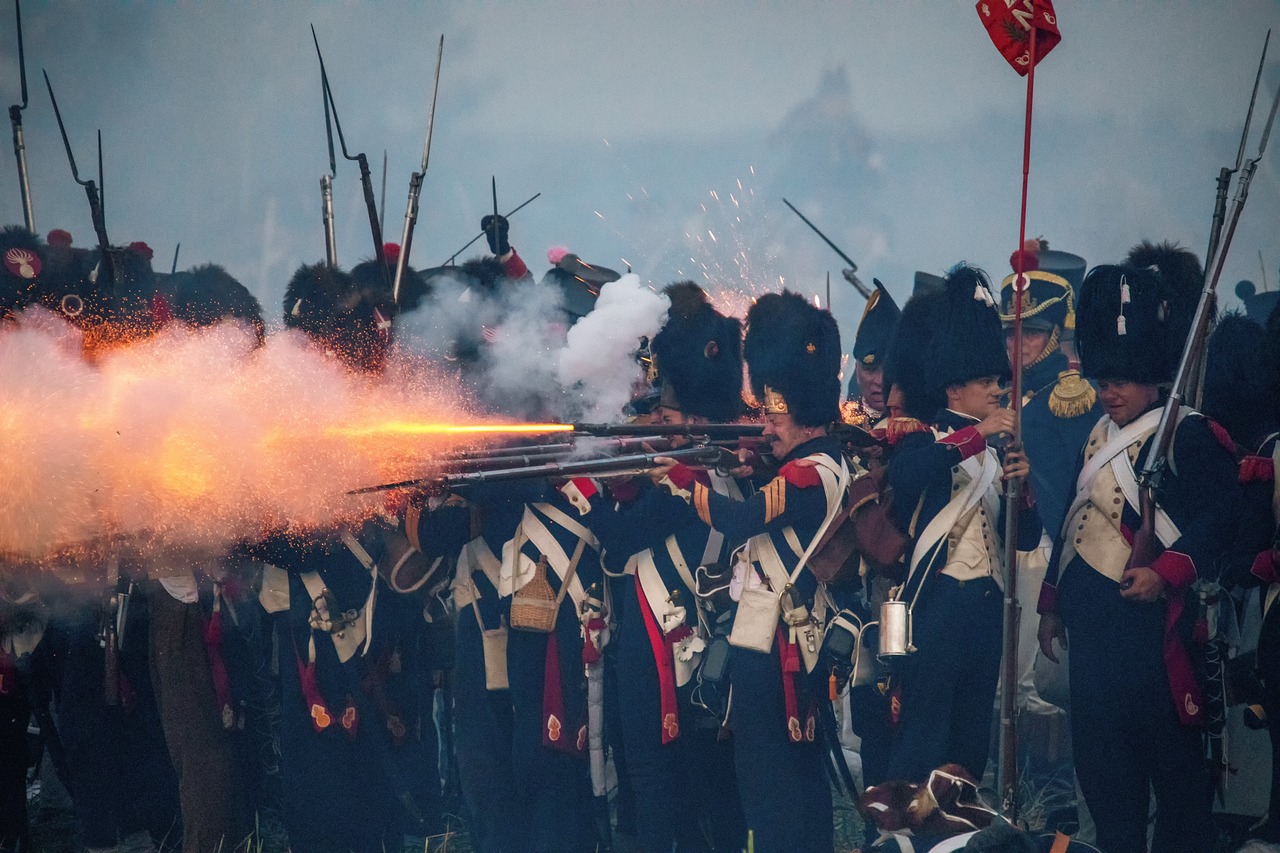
[
  {"left": 320, "top": 175, "right": 338, "bottom": 267},
  {"left": 10, "top": 107, "right": 34, "bottom": 232},
  {"left": 573, "top": 422, "right": 765, "bottom": 439}
]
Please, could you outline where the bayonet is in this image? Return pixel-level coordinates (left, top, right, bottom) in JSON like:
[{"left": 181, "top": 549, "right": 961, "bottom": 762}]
[
  {"left": 319, "top": 63, "right": 338, "bottom": 266},
  {"left": 9, "top": 0, "right": 34, "bottom": 231},
  {"left": 443, "top": 191, "right": 541, "bottom": 265},
  {"left": 392, "top": 34, "right": 444, "bottom": 304},
  {"left": 44, "top": 70, "right": 110, "bottom": 257},
  {"left": 379, "top": 150, "right": 387, "bottom": 237},
  {"left": 782, "top": 197, "right": 872, "bottom": 299},
  {"left": 97, "top": 129, "right": 104, "bottom": 234},
  {"left": 490, "top": 175, "right": 500, "bottom": 251},
  {"left": 170, "top": 243, "right": 180, "bottom": 275},
  {"left": 311, "top": 25, "right": 386, "bottom": 275}
]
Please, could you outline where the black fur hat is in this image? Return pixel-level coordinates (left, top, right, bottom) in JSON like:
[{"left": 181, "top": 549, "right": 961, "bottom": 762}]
[
  {"left": 651, "top": 281, "right": 743, "bottom": 422},
  {"left": 0, "top": 226, "right": 44, "bottom": 318},
  {"left": 884, "top": 287, "right": 947, "bottom": 420},
  {"left": 165, "top": 264, "right": 265, "bottom": 342},
  {"left": 924, "top": 264, "right": 1010, "bottom": 392},
  {"left": 1077, "top": 242, "right": 1202, "bottom": 384},
  {"left": 284, "top": 262, "right": 390, "bottom": 372},
  {"left": 743, "top": 290, "right": 841, "bottom": 428},
  {"left": 1202, "top": 313, "right": 1275, "bottom": 447}
]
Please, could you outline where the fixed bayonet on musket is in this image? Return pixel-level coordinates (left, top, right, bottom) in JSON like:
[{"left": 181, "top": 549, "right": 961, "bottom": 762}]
[
  {"left": 319, "top": 58, "right": 338, "bottom": 267},
  {"left": 392, "top": 34, "right": 444, "bottom": 305},
  {"left": 443, "top": 191, "right": 541, "bottom": 265},
  {"left": 781, "top": 197, "right": 872, "bottom": 299},
  {"left": 9, "top": 0, "right": 35, "bottom": 232},
  {"left": 379, "top": 150, "right": 387, "bottom": 237},
  {"left": 1135, "top": 31, "right": 1280, "bottom": 551},
  {"left": 44, "top": 71, "right": 110, "bottom": 257},
  {"left": 311, "top": 25, "right": 386, "bottom": 274}
]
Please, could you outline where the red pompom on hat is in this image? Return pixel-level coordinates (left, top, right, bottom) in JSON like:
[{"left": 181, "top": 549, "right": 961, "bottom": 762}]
[
  {"left": 547, "top": 246, "right": 571, "bottom": 266},
  {"left": 383, "top": 242, "right": 401, "bottom": 265},
  {"left": 1009, "top": 248, "right": 1039, "bottom": 275},
  {"left": 128, "top": 241, "right": 154, "bottom": 261},
  {"left": 46, "top": 229, "right": 73, "bottom": 247}
]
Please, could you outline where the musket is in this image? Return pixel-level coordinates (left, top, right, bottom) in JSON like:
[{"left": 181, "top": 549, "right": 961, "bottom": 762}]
[
  {"left": 170, "top": 243, "right": 180, "bottom": 275},
  {"left": 44, "top": 70, "right": 117, "bottom": 288},
  {"left": 311, "top": 25, "right": 387, "bottom": 276},
  {"left": 781, "top": 197, "right": 872, "bottom": 299},
  {"left": 9, "top": 0, "right": 34, "bottom": 231},
  {"left": 490, "top": 176, "right": 500, "bottom": 252},
  {"left": 392, "top": 34, "right": 444, "bottom": 305},
  {"left": 442, "top": 192, "right": 541, "bottom": 266},
  {"left": 347, "top": 445, "right": 730, "bottom": 495},
  {"left": 574, "top": 422, "right": 766, "bottom": 439},
  {"left": 1132, "top": 31, "right": 1280, "bottom": 570},
  {"left": 318, "top": 57, "right": 338, "bottom": 267}
]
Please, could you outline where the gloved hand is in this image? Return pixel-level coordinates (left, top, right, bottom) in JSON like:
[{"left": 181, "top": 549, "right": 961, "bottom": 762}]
[{"left": 481, "top": 214, "right": 510, "bottom": 256}]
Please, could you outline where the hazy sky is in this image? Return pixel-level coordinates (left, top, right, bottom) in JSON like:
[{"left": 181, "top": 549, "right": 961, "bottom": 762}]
[{"left": 1, "top": 1, "right": 1278, "bottom": 346}]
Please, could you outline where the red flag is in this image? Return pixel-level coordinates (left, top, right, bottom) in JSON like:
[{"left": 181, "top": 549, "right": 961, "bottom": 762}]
[{"left": 977, "top": 0, "right": 1061, "bottom": 76}]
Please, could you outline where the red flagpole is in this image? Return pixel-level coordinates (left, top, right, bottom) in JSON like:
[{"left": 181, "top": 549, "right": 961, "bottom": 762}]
[{"left": 999, "top": 8, "right": 1038, "bottom": 823}]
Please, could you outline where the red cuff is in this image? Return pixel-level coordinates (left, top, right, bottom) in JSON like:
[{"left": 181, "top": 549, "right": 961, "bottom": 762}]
[
  {"left": 1240, "top": 455, "right": 1275, "bottom": 484},
  {"left": 779, "top": 460, "right": 822, "bottom": 488},
  {"left": 665, "top": 463, "right": 696, "bottom": 491},
  {"left": 1150, "top": 549, "right": 1196, "bottom": 592},
  {"left": 1253, "top": 550, "right": 1280, "bottom": 586},
  {"left": 607, "top": 478, "right": 641, "bottom": 503},
  {"left": 938, "top": 425, "right": 986, "bottom": 460},
  {"left": 1036, "top": 582, "right": 1057, "bottom": 615},
  {"left": 501, "top": 249, "right": 528, "bottom": 280}
]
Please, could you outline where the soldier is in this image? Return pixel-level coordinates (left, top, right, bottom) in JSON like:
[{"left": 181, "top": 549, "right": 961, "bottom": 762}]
[
  {"left": 652, "top": 290, "right": 847, "bottom": 853},
  {"left": 593, "top": 281, "right": 748, "bottom": 852},
  {"left": 843, "top": 279, "right": 900, "bottom": 426},
  {"left": 253, "top": 257, "right": 429, "bottom": 853},
  {"left": 1036, "top": 242, "right": 1238, "bottom": 853},
  {"left": 882, "top": 264, "right": 1039, "bottom": 784},
  {"left": 1205, "top": 310, "right": 1280, "bottom": 840}
]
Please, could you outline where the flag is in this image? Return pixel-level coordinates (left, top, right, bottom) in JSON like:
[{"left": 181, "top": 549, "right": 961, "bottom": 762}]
[{"left": 977, "top": 0, "right": 1062, "bottom": 76}]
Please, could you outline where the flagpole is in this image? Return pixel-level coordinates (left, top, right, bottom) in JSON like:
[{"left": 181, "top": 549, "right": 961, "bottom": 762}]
[{"left": 999, "top": 8, "right": 1038, "bottom": 825}]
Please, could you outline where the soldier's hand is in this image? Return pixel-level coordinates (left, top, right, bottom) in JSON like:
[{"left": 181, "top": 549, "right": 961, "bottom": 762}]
[
  {"left": 481, "top": 214, "right": 510, "bottom": 256},
  {"left": 975, "top": 408, "right": 1015, "bottom": 439},
  {"left": 649, "top": 456, "right": 679, "bottom": 485},
  {"left": 1119, "top": 566, "right": 1167, "bottom": 603},
  {"left": 1037, "top": 613, "right": 1067, "bottom": 663},
  {"left": 1002, "top": 448, "right": 1030, "bottom": 482}
]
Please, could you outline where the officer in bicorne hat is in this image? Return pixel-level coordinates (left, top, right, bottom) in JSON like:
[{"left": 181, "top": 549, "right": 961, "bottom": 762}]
[
  {"left": 590, "top": 281, "right": 749, "bottom": 852},
  {"left": 844, "top": 279, "right": 901, "bottom": 427},
  {"left": 1037, "top": 242, "right": 1239, "bottom": 853},
  {"left": 882, "top": 264, "right": 1040, "bottom": 784},
  {"left": 653, "top": 289, "right": 848, "bottom": 853}
]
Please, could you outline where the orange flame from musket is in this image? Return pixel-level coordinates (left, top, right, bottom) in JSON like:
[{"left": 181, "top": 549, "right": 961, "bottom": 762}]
[{"left": 323, "top": 422, "right": 573, "bottom": 439}]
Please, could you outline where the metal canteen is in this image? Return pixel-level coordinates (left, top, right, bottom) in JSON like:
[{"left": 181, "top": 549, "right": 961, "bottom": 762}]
[{"left": 878, "top": 599, "right": 915, "bottom": 656}]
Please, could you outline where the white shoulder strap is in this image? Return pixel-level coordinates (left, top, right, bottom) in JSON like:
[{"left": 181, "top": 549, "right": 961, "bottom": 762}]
[
  {"left": 339, "top": 530, "right": 378, "bottom": 657},
  {"left": 907, "top": 448, "right": 998, "bottom": 583}
]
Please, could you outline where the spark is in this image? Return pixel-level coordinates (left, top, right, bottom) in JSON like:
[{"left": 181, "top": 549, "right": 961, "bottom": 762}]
[
  {"left": 708, "top": 230, "right": 718, "bottom": 243},
  {"left": 710, "top": 190, "right": 719, "bottom": 201},
  {"left": 594, "top": 211, "right": 605, "bottom": 219}
]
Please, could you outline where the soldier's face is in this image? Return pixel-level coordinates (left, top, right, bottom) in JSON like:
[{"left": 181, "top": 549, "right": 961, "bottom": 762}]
[
  {"left": 658, "top": 406, "right": 705, "bottom": 448},
  {"left": 854, "top": 362, "right": 885, "bottom": 412},
  {"left": 762, "top": 412, "right": 815, "bottom": 459},
  {"left": 946, "top": 376, "right": 1003, "bottom": 421},
  {"left": 1098, "top": 380, "right": 1159, "bottom": 427},
  {"left": 1005, "top": 328, "right": 1052, "bottom": 366}
]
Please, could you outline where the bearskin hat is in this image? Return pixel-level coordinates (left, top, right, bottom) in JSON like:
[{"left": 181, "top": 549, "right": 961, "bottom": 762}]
[
  {"left": 884, "top": 287, "right": 947, "bottom": 420},
  {"left": 651, "top": 281, "right": 743, "bottom": 422},
  {"left": 852, "top": 279, "right": 900, "bottom": 370},
  {"left": 743, "top": 290, "right": 841, "bottom": 428},
  {"left": 923, "top": 264, "right": 1009, "bottom": 393},
  {"left": 1076, "top": 242, "right": 1203, "bottom": 384},
  {"left": 0, "top": 226, "right": 44, "bottom": 318},
  {"left": 284, "top": 262, "right": 391, "bottom": 372},
  {"left": 1202, "top": 313, "right": 1275, "bottom": 447},
  {"left": 165, "top": 264, "right": 265, "bottom": 342}
]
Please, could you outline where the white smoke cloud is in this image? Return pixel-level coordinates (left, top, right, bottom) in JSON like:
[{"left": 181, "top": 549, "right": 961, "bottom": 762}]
[{"left": 557, "top": 273, "right": 669, "bottom": 422}]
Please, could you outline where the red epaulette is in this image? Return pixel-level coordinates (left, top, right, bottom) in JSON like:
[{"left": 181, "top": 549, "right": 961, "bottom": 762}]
[
  {"left": 1240, "top": 455, "right": 1275, "bottom": 484},
  {"left": 779, "top": 460, "right": 822, "bottom": 488},
  {"left": 882, "top": 417, "right": 930, "bottom": 446},
  {"left": 1205, "top": 418, "right": 1236, "bottom": 455}
]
